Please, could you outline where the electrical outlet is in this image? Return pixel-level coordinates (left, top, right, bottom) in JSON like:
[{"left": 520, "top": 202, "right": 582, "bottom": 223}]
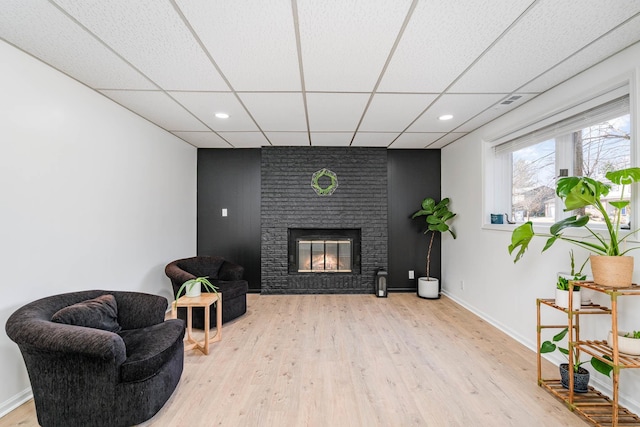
[{"left": 408, "top": 270, "right": 414, "bottom": 279}]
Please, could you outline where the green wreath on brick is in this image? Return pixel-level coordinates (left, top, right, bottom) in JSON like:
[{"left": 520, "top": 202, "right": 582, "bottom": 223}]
[{"left": 311, "top": 168, "right": 338, "bottom": 196}]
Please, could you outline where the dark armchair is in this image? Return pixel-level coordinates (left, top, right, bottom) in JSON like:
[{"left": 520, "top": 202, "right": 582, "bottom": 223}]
[
  {"left": 5, "top": 290, "right": 185, "bottom": 427},
  {"left": 165, "top": 256, "right": 248, "bottom": 329}
]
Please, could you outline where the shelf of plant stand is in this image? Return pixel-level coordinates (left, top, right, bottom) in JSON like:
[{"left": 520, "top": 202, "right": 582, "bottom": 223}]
[
  {"left": 576, "top": 340, "right": 640, "bottom": 369},
  {"left": 540, "top": 379, "right": 640, "bottom": 426},
  {"left": 539, "top": 298, "right": 612, "bottom": 314},
  {"left": 572, "top": 281, "right": 640, "bottom": 297}
]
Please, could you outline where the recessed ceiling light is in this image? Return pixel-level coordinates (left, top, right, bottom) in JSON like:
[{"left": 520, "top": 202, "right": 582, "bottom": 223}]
[
  {"left": 438, "top": 114, "right": 453, "bottom": 121},
  {"left": 215, "top": 112, "right": 229, "bottom": 119}
]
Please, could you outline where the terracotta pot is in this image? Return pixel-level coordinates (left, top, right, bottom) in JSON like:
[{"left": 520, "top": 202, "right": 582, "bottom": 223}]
[{"left": 590, "top": 255, "right": 633, "bottom": 288}]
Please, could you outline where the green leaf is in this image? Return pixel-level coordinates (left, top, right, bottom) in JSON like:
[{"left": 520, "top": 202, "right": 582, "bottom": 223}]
[
  {"left": 553, "top": 328, "right": 568, "bottom": 342},
  {"left": 549, "top": 216, "right": 589, "bottom": 235},
  {"left": 508, "top": 222, "right": 534, "bottom": 262},
  {"left": 540, "top": 341, "right": 556, "bottom": 353},
  {"left": 605, "top": 167, "right": 640, "bottom": 185},
  {"left": 591, "top": 355, "right": 613, "bottom": 378},
  {"left": 610, "top": 200, "right": 630, "bottom": 210},
  {"left": 421, "top": 198, "right": 436, "bottom": 211},
  {"left": 542, "top": 236, "right": 558, "bottom": 252},
  {"left": 558, "top": 347, "right": 569, "bottom": 356}
]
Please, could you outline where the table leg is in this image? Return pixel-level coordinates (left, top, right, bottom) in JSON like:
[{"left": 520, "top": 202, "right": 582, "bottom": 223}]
[{"left": 204, "top": 302, "right": 210, "bottom": 355}]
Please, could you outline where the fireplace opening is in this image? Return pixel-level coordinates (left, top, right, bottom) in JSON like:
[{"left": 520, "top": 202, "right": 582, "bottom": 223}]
[{"left": 288, "top": 228, "right": 361, "bottom": 274}]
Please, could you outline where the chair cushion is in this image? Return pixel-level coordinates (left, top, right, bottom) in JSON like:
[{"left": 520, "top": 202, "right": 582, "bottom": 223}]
[
  {"left": 51, "top": 294, "right": 121, "bottom": 332},
  {"left": 118, "top": 319, "right": 185, "bottom": 383}
]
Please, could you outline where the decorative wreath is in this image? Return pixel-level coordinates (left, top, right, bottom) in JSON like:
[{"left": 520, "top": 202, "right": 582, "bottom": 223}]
[{"left": 311, "top": 168, "right": 338, "bottom": 196}]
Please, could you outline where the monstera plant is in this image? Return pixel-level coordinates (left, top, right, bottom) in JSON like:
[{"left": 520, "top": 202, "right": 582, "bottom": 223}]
[{"left": 508, "top": 167, "right": 640, "bottom": 287}]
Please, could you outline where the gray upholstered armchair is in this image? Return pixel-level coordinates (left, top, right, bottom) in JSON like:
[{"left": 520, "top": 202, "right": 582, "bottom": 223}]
[
  {"left": 5, "top": 290, "right": 185, "bottom": 427},
  {"left": 165, "top": 256, "right": 248, "bottom": 329}
]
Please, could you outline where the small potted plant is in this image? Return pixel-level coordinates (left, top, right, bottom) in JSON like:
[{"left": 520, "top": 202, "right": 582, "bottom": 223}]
[
  {"left": 509, "top": 167, "right": 640, "bottom": 288},
  {"left": 607, "top": 330, "right": 640, "bottom": 355},
  {"left": 555, "top": 250, "right": 588, "bottom": 309},
  {"left": 411, "top": 197, "right": 457, "bottom": 299},
  {"left": 174, "top": 276, "right": 218, "bottom": 304},
  {"left": 541, "top": 327, "right": 613, "bottom": 392}
]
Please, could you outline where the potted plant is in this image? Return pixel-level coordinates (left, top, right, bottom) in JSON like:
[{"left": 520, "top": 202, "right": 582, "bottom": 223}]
[
  {"left": 555, "top": 250, "right": 588, "bottom": 309},
  {"left": 411, "top": 197, "right": 457, "bottom": 299},
  {"left": 541, "top": 327, "right": 613, "bottom": 392},
  {"left": 509, "top": 167, "right": 640, "bottom": 287},
  {"left": 174, "top": 276, "right": 218, "bottom": 305},
  {"left": 607, "top": 330, "right": 640, "bottom": 355}
]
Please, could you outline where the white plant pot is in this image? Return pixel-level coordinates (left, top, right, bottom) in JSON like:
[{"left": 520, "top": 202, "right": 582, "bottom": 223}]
[
  {"left": 555, "top": 288, "right": 581, "bottom": 310},
  {"left": 418, "top": 277, "right": 439, "bottom": 299},
  {"left": 186, "top": 282, "right": 201, "bottom": 297},
  {"left": 608, "top": 331, "right": 640, "bottom": 355}
]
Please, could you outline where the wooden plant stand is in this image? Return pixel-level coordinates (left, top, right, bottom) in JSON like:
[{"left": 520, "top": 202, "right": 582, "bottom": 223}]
[
  {"left": 172, "top": 292, "right": 222, "bottom": 355},
  {"left": 537, "top": 282, "right": 640, "bottom": 426}
]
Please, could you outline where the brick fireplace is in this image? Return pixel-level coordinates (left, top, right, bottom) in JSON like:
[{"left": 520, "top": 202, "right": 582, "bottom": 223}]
[{"left": 261, "top": 147, "right": 388, "bottom": 294}]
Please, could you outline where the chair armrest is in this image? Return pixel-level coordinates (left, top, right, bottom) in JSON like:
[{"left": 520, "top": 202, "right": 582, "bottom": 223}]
[{"left": 165, "top": 263, "right": 197, "bottom": 294}]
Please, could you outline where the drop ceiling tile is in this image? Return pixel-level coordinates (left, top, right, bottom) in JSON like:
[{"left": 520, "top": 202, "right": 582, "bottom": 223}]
[
  {"left": 175, "top": 0, "right": 301, "bottom": 91},
  {"left": 265, "top": 132, "right": 310, "bottom": 146},
  {"left": 238, "top": 93, "right": 307, "bottom": 131},
  {"left": 351, "top": 133, "right": 400, "bottom": 147},
  {"left": 297, "top": 0, "right": 413, "bottom": 91},
  {"left": 450, "top": 0, "right": 640, "bottom": 93},
  {"left": 407, "top": 94, "right": 505, "bottom": 132},
  {"left": 359, "top": 94, "right": 438, "bottom": 132},
  {"left": 52, "top": 0, "right": 228, "bottom": 91},
  {"left": 456, "top": 93, "right": 536, "bottom": 132},
  {"left": 379, "top": 0, "right": 532, "bottom": 92},
  {"left": 218, "top": 132, "right": 269, "bottom": 148},
  {"left": 100, "top": 90, "right": 208, "bottom": 131},
  {"left": 310, "top": 133, "right": 353, "bottom": 146},
  {"left": 171, "top": 131, "right": 231, "bottom": 148},
  {"left": 390, "top": 133, "right": 446, "bottom": 149},
  {"left": 520, "top": 15, "right": 640, "bottom": 93},
  {"left": 306, "top": 93, "right": 370, "bottom": 131},
  {"left": 0, "top": 1, "right": 155, "bottom": 90},
  {"left": 428, "top": 133, "right": 467, "bottom": 148},
  {"left": 169, "top": 92, "right": 258, "bottom": 131}
]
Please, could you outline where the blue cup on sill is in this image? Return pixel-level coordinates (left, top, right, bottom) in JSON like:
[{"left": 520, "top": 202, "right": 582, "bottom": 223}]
[{"left": 491, "top": 214, "right": 504, "bottom": 224}]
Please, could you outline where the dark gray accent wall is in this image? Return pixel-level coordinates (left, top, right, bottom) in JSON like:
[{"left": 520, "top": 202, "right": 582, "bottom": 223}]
[
  {"left": 197, "top": 149, "right": 261, "bottom": 291},
  {"left": 261, "top": 147, "right": 388, "bottom": 294},
  {"left": 197, "top": 147, "right": 440, "bottom": 294},
  {"left": 387, "top": 150, "right": 441, "bottom": 291}
]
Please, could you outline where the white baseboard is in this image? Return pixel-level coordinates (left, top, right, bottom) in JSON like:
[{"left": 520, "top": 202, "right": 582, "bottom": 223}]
[{"left": 0, "top": 387, "right": 32, "bottom": 419}]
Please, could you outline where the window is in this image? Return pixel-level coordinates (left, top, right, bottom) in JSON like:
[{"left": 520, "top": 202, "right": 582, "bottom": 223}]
[{"left": 488, "top": 90, "right": 632, "bottom": 227}]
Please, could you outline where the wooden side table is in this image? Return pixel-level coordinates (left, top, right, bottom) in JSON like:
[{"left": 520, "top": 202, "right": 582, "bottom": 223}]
[{"left": 172, "top": 292, "right": 222, "bottom": 355}]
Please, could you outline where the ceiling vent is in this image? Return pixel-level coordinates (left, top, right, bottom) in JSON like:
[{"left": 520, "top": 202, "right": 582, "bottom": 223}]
[{"left": 493, "top": 94, "right": 523, "bottom": 109}]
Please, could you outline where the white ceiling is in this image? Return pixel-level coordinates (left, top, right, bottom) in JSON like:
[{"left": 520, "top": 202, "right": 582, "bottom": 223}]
[{"left": 2, "top": 0, "right": 640, "bottom": 149}]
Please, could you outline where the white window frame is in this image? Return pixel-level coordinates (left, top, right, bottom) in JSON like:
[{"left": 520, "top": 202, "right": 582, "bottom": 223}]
[{"left": 483, "top": 73, "right": 638, "bottom": 239}]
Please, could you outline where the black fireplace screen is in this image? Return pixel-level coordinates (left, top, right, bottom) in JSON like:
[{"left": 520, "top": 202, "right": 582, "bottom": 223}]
[{"left": 289, "top": 228, "right": 361, "bottom": 274}]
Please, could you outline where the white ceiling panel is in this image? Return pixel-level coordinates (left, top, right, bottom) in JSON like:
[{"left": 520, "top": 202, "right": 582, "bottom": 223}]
[
  {"left": 265, "top": 132, "right": 310, "bottom": 146},
  {"left": 175, "top": 0, "right": 301, "bottom": 92},
  {"left": 310, "top": 133, "right": 353, "bottom": 146},
  {"left": 427, "top": 133, "right": 467, "bottom": 148},
  {"left": 169, "top": 92, "right": 258, "bottom": 131},
  {"left": 359, "top": 94, "right": 438, "bottom": 132},
  {"left": 407, "top": 94, "right": 505, "bottom": 132},
  {"left": 52, "top": 0, "right": 228, "bottom": 91},
  {"left": 520, "top": 17, "right": 640, "bottom": 93},
  {"left": 351, "top": 133, "right": 400, "bottom": 147},
  {"left": 218, "top": 132, "right": 270, "bottom": 148},
  {"left": 390, "top": 132, "right": 446, "bottom": 149},
  {"left": 172, "top": 131, "right": 231, "bottom": 148},
  {"left": 379, "top": 0, "right": 532, "bottom": 93},
  {"left": 450, "top": 0, "right": 640, "bottom": 93},
  {"left": 100, "top": 90, "right": 208, "bottom": 131},
  {"left": 0, "top": 1, "right": 155, "bottom": 90},
  {"left": 306, "top": 93, "right": 370, "bottom": 131},
  {"left": 238, "top": 93, "right": 307, "bottom": 131},
  {"left": 456, "top": 93, "right": 537, "bottom": 132},
  {"left": 297, "top": 0, "right": 413, "bottom": 91}
]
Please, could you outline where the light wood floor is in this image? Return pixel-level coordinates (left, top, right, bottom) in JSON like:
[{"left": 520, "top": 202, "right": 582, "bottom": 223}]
[{"left": 4, "top": 294, "right": 587, "bottom": 426}]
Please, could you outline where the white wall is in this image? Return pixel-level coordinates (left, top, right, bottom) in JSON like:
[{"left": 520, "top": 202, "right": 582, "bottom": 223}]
[
  {"left": 442, "top": 42, "right": 640, "bottom": 413},
  {"left": 0, "top": 41, "right": 197, "bottom": 415}
]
